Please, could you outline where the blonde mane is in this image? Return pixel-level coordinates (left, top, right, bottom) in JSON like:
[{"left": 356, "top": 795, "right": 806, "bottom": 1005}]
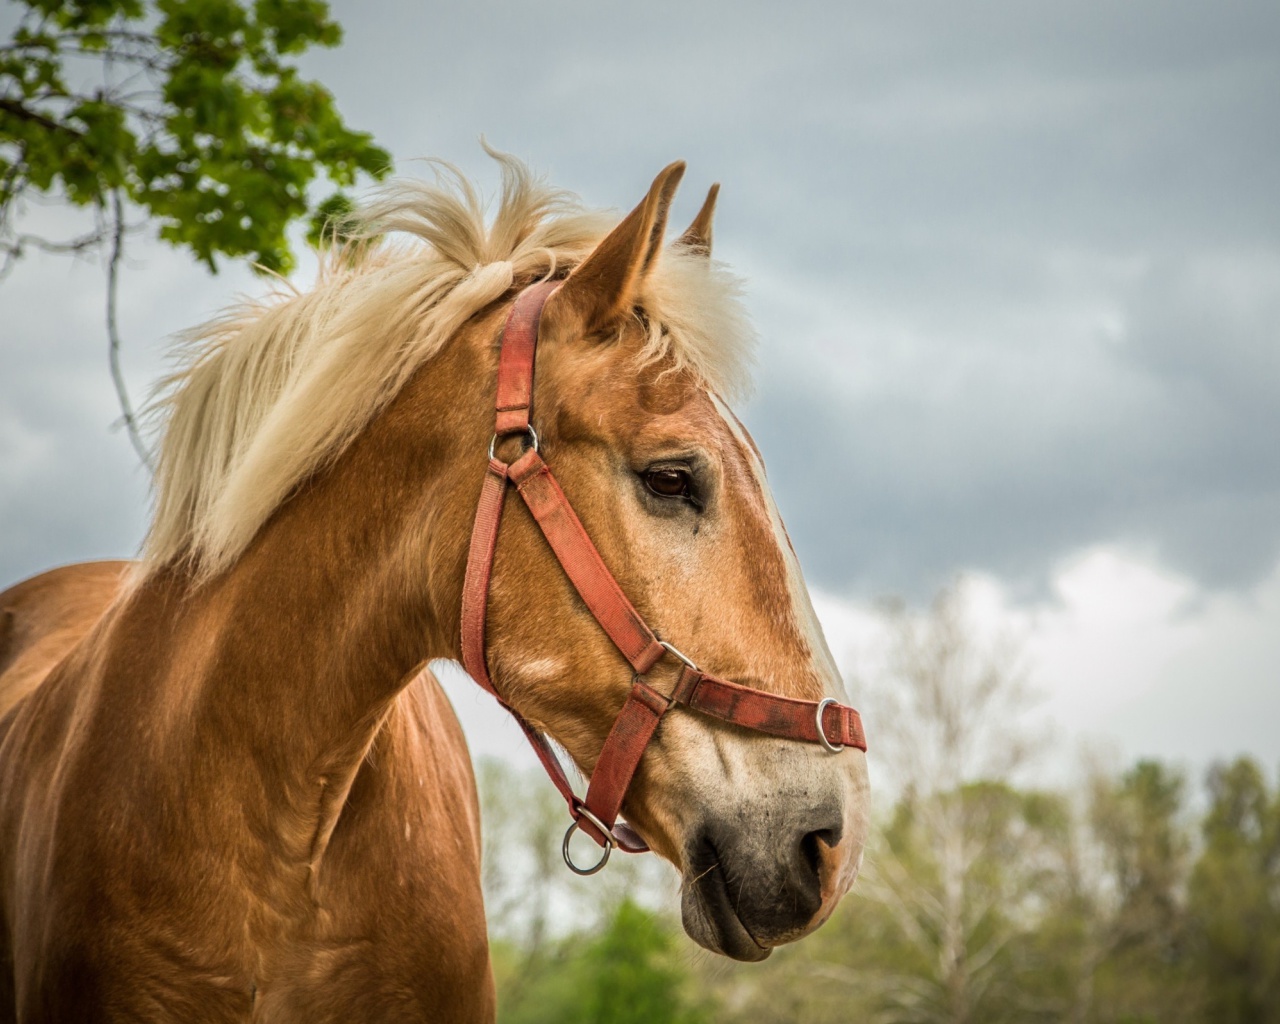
[{"left": 142, "top": 152, "right": 755, "bottom": 580}]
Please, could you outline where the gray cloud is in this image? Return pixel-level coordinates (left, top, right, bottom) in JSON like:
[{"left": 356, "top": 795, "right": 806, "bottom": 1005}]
[{"left": 743, "top": 237, "right": 1280, "bottom": 598}]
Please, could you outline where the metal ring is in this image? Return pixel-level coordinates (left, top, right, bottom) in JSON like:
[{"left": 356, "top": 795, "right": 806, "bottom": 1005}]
[
  {"left": 657, "top": 640, "right": 699, "bottom": 672},
  {"left": 488, "top": 425, "right": 539, "bottom": 460},
  {"left": 562, "top": 808, "right": 614, "bottom": 875},
  {"left": 815, "top": 697, "right": 845, "bottom": 754}
]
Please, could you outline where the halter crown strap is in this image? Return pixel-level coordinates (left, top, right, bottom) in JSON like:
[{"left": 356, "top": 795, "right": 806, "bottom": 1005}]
[
  {"left": 460, "top": 281, "right": 867, "bottom": 864},
  {"left": 493, "top": 278, "right": 556, "bottom": 435}
]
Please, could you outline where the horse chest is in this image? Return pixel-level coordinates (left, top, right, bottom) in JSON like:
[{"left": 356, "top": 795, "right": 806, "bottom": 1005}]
[
  {"left": 14, "top": 817, "right": 491, "bottom": 1023},
  {"left": 3, "top": 692, "right": 490, "bottom": 1022}
]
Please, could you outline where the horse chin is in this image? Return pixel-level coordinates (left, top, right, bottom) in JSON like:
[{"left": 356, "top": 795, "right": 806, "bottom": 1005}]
[{"left": 679, "top": 844, "right": 773, "bottom": 963}]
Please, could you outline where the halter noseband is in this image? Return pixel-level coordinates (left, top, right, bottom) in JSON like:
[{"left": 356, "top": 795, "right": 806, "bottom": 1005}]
[{"left": 459, "top": 280, "right": 867, "bottom": 874}]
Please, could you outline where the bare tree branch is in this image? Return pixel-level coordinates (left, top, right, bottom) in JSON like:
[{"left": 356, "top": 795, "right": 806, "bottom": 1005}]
[
  {"left": 0, "top": 97, "right": 86, "bottom": 136},
  {"left": 105, "top": 187, "right": 152, "bottom": 472},
  {"left": 2, "top": 226, "right": 105, "bottom": 257}
]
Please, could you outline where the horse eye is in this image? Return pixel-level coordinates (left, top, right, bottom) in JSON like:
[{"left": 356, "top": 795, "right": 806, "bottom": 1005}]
[{"left": 644, "top": 468, "right": 692, "bottom": 499}]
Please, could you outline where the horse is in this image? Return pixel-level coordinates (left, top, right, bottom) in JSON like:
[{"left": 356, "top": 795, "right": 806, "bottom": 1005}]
[{"left": 0, "top": 154, "right": 870, "bottom": 1022}]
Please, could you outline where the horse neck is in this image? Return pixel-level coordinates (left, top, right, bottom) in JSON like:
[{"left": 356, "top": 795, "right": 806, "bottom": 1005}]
[{"left": 125, "top": 316, "right": 493, "bottom": 797}]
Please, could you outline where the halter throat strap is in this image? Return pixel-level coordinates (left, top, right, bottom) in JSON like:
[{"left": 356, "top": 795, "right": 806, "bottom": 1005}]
[{"left": 459, "top": 281, "right": 867, "bottom": 864}]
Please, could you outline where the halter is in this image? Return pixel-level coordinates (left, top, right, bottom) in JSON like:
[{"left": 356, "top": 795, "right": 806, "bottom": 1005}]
[{"left": 460, "top": 280, "right": 868, "bottom": 874}]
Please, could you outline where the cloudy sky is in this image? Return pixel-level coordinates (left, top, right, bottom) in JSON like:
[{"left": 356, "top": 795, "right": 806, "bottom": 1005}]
[{"left": 2, "top": 0, "right": 1277, "bottom": 778}]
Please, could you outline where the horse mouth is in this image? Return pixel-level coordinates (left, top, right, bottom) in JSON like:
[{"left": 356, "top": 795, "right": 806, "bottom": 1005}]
[{"left": 681, "top": 837, "right": 772, "bottom": 962}]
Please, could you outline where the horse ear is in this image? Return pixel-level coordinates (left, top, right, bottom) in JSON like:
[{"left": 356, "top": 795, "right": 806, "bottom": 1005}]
[
  {"left": 676, "top": 183, "right": 719, "bottom": 257},
  {"left": 545, "top": 161, "right": 686, "bottom": 338}
]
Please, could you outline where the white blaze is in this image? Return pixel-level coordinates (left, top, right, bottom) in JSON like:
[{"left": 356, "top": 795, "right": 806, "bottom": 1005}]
[{"left": 707, "top": 392, "right": 848, "bottom": 700}]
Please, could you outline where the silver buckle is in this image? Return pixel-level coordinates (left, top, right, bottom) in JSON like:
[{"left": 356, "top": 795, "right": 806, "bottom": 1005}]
[
  {"left": 562, "top": 806, "right": 614, "bottom": 875},
  {"left": 488, "top": 424, "right": 539, "bottom": 460},
  {"left": 815, "top": 697, "right": 845, "bottom": 754},
  {"left": 657, "top": 639, "right": 699, "bottom": 672}
]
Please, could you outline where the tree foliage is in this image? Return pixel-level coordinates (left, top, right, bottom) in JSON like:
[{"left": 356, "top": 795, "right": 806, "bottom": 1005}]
[
  {"left": 1187, "top": 758, "right": 1280, "bottom": 1023},
  {"left": 1, "top": 0, "right": 389, "bottom": 274},
  {"left": 494, "top": 899, "right": 710, "bottom": 1024},
  {"left": 838, "top": 584, "right": 1050, "bottom": 1024}
]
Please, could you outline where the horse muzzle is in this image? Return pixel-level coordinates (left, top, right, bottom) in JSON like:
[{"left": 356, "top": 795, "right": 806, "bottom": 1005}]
[{"left": 678, "top": 790, "right": 864, "bottom": 961}]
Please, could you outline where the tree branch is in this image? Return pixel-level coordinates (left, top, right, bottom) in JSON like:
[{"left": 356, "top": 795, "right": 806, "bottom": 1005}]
[
  {"left": 2, "top": 227, "right": 105, "bottom": 257},
  {"left": 0, "top": 97, "right": 85, "bottom": 137},
  {"left": 105, "top": 188, "right": 152, "bottom": 472}
]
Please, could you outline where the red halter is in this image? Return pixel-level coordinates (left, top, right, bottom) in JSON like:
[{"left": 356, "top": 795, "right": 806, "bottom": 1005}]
[{"left": 460, "top": 281, "right": 867, "bottom": 873}]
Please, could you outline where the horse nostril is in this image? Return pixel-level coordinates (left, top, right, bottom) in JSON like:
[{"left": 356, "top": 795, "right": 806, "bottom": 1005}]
[{"left": 798, "top": 826, "right": 839, "bottom": 889}]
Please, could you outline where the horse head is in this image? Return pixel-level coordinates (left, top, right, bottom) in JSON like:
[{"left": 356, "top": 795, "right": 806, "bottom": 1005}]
[{"left": 472, "top": 163, "right": 870, "bottom": 961}]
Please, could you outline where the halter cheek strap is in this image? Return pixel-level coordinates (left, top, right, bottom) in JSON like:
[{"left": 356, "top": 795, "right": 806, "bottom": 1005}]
[{"left": 460, "top": 281, "right": 867, "bottom": 872}]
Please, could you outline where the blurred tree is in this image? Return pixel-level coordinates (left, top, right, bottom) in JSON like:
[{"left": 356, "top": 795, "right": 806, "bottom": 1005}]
[
  {"left": 1, "top": 0, "right": 389, "bottom": 463},
  {"left": 496, "top": 899, "right": 711, "bottom": 1024},
  {"left": 572, "top": 898, "right": 710, "bottom": 1024},
  {"left": 857, "top": 583, "right": 1045, "bottom": 1024},
  {"left": 479, "top": 756, "right": 567, "bottom": 963},
  {"left": 1090, "top": 761, "right": 1190, "bottom": 951},
  {"left": 1058, "top": 759, "right": 1200, "bottom": 1024},
  {"left": 477, "top": 757, "right": 685, "bottom": 1019},
  {"left": 868, "top": 583, "right": 1039, "bottom": 790},
  {"left": 869, "top": 781, "right": 1072, "bottom": 1024},
  {"left": 1186, "top": 757, "right": 1280, "bottom": 1024}
]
